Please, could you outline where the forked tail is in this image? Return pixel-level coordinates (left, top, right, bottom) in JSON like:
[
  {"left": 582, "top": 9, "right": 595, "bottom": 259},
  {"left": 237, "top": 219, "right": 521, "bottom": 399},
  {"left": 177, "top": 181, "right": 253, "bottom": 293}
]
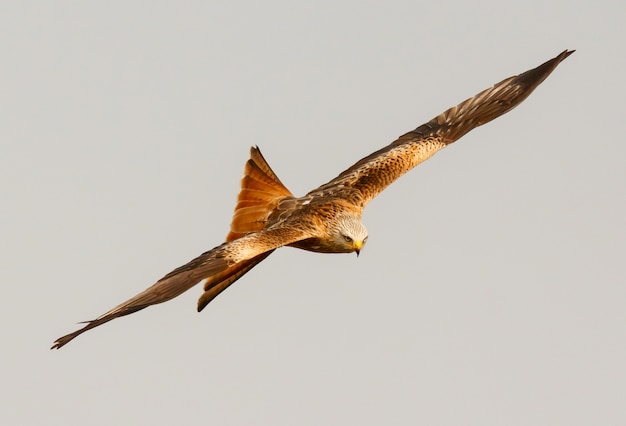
[{"left": 198, "top": 146, "right": 293, "bottom": 311}]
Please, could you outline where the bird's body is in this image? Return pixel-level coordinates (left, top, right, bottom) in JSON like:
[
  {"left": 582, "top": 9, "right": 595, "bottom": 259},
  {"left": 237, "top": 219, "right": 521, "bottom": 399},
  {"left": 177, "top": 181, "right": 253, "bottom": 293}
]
[{"left": 52, "top": 50, "right": 573, "bottom": 349}]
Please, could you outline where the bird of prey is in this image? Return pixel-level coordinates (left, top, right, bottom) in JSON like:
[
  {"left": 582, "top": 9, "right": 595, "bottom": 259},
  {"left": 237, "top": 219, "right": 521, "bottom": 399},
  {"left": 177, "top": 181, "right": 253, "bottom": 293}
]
[{"left": 51, "top": 50, "right": 573, "bottom": 349}]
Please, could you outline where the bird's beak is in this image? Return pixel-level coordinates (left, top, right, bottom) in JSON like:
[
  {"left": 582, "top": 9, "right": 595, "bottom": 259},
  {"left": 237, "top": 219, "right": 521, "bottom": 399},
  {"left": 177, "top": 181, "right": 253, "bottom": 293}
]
[{"left": 354, "top": 240, "right": 363, "bottom": 257}]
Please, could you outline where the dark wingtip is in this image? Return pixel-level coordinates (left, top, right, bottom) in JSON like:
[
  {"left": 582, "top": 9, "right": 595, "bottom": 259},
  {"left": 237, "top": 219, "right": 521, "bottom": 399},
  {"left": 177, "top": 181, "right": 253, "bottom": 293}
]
[
  {"left": 50, "top": 315, "right": 123, "bottom": 350},
  {"left": 556, "top": 49, "right": 575, "bottom": 63},
  {"left": 516, "top": 49, "right": 574, "bottom": 87},
  {"left": 50, "top": 333, "right": 76, "bottom": 350},
  {"left": 50, "top": 321, "right": 94, "bottom": 349}
]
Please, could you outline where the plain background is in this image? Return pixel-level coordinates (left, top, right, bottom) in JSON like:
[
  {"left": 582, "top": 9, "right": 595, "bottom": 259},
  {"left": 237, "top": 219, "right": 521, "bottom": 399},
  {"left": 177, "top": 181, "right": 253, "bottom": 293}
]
[{"left": 2, "top": 1, "right": 625, "bottom": 425}]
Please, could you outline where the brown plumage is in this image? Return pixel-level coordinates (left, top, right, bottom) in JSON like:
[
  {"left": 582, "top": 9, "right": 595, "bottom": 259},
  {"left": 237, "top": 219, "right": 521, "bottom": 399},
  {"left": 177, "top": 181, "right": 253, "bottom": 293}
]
[{"left": 51, "top": 50, "right": 573, "bottom": 349}]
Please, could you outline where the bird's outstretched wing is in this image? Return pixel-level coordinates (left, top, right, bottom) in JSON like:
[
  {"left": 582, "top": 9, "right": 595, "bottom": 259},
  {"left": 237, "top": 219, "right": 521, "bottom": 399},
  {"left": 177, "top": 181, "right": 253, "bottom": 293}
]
[
  {"left": 312, "top": 50, "right": 574, "bottom": 207},
  {"left": 51, "top": 227, "right": 311, "bottom": 349}
]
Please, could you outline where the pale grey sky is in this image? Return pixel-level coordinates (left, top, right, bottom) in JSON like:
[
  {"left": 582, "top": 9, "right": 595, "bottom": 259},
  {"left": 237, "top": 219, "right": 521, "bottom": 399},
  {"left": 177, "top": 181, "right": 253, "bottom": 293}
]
[{"left": 2, "top": 1, "right": 625, "bottom": 425}]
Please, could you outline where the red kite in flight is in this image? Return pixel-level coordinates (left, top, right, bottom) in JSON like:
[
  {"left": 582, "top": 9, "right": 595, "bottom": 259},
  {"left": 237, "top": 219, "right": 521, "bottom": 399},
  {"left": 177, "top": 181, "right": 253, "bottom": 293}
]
[{"left": 52, "top": 50, "right": 573, "bottom": 349}]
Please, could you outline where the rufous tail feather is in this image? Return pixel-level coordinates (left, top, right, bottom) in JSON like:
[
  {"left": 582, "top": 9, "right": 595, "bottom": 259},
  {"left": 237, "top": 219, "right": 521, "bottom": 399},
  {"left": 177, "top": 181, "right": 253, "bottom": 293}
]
[
  {"left": 226, "top": 146, "right": 293, "bottom": 240},
  {"left": 198, "top": 146, "right": 292, "bottom": 310}
]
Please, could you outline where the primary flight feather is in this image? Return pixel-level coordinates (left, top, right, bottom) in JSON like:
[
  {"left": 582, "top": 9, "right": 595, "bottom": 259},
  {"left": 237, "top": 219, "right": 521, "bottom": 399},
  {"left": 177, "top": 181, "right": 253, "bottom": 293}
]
[{"left": 52, "top": 50, "right": 573, "bottom": 349}]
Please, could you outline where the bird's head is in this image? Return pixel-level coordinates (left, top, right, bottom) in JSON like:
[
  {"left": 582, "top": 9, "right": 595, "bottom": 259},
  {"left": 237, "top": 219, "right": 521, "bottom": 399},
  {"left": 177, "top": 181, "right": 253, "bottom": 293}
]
[{"left": 332, "top": 215, "right": 368, "bottom": 256}]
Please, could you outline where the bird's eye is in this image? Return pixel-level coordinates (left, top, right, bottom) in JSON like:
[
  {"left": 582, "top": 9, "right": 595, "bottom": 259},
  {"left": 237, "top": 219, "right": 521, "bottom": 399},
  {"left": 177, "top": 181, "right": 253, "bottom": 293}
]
[{"left": 343, "top": 235, "right": 353, "bottom": 243}]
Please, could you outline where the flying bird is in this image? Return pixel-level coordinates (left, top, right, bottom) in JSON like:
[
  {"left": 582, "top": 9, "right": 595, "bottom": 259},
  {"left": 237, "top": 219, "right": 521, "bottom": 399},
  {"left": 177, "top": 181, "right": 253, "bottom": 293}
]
[{"left": 52, "top": 50, "right": 573, "bottom": 349}]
